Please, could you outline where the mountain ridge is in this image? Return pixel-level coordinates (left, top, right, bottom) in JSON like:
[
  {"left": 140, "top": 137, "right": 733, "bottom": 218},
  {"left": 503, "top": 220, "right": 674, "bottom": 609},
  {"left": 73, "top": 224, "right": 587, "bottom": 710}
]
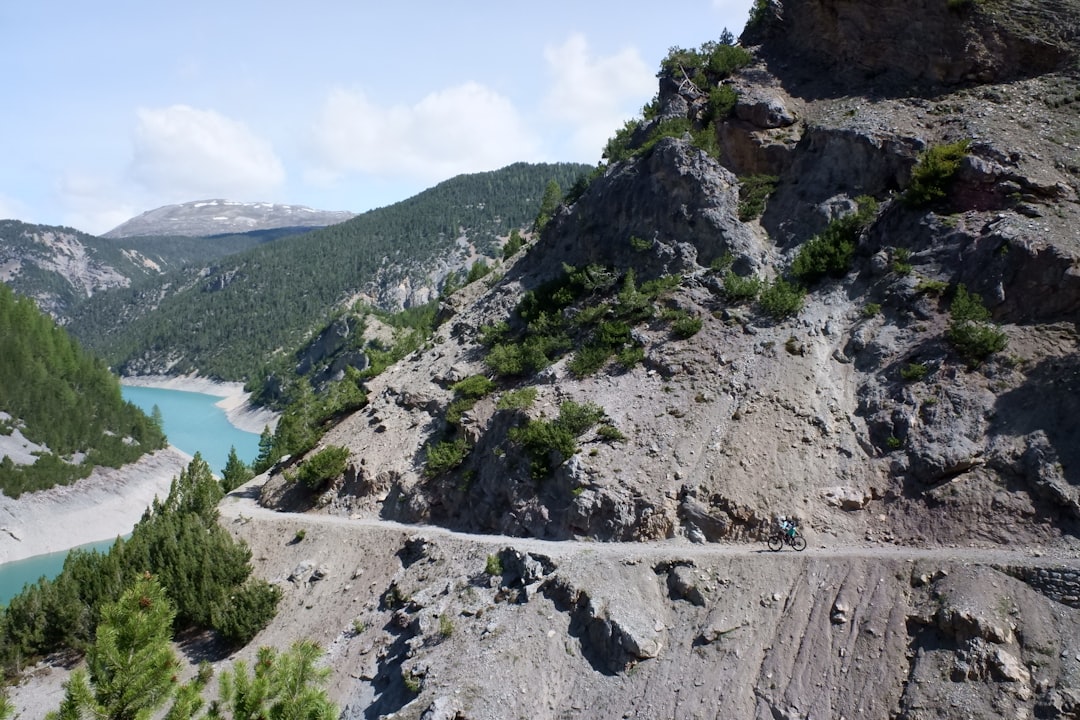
[{"left": 101, "top": 198, "right": 356, "bottom": 238}]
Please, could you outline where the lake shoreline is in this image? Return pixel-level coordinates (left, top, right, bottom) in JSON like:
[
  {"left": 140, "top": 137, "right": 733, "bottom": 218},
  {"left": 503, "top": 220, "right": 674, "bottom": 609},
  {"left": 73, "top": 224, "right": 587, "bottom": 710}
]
[
  {"left": 0, "top": 376, "right": 278, "bottom": 566},
  {"left": 0, "top": 446, "right": 191, "bottom": 565},
  {"left": 119, "top": 374, "right": 279, "bottom": 434}
]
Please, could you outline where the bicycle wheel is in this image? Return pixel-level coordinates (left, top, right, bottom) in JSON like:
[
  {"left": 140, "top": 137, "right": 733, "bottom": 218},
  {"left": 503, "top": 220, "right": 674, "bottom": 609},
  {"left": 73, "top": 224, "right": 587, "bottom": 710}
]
[
  {"left": 767, "top": 534, "right": 784, "bottom": 552},
  {"left": 791, "top": 535, "right": 807, "bottom": 552}
]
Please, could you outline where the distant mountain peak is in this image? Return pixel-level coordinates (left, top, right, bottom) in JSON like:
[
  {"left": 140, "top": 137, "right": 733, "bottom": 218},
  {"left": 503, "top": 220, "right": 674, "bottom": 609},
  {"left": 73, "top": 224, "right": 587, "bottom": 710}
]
[{"left": 102, "top": 199, "right": 355, "bottom": 238}]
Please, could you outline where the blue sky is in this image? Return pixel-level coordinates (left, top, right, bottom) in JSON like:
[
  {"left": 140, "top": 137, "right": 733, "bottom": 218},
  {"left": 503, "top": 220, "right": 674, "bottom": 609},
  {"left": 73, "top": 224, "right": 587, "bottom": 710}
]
[{"left": 2, "top": 1, "right": 754, "bottom": 235}]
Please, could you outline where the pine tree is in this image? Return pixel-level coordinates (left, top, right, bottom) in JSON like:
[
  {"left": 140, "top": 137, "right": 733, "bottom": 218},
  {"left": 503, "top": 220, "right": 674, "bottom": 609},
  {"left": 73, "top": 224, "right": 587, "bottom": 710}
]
[
  {"left": 254, "top": 426, "right": 275, "bottom": 473},
  {"left": 213, "top": 640, "right": 336, "bottom": 719},
  {"left": 533, "top": 180, "right": 562, "bottom": 232},
  {"left": 47, "top": 574, "right": 180, "bottom": 720},
  {"left": 221, "top": 446, "right": 254, "bottom": 493}
]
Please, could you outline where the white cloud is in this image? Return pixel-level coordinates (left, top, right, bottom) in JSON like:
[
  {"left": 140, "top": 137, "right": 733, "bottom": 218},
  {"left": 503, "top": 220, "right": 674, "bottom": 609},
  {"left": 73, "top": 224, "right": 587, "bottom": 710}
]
[
  {"left": 542, "top": 34, "right": 656, "bottom": 159},
  {"left": 307, "top": 83, "right": 542, "bottom": 186},
  {"left": 0, "top": 193, "right": 31, "bottom": 222},
  {"left": 130, "top": 105, "right": 285, "bottom": 201},
  {"left": 54, "top": 172, "right": 135, "bottom": 235}
]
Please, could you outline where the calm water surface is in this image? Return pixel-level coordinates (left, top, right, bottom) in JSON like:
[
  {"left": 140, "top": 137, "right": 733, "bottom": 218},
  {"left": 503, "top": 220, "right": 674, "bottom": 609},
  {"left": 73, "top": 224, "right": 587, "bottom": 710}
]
[{"left": 0, "top": 386, "right": 261, "bottom": 604}]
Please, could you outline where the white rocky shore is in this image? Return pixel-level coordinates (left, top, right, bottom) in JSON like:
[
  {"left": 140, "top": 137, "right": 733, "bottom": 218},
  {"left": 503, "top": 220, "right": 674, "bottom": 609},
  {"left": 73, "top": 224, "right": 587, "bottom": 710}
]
[
  {"left": 119, "top": 374, "right": 278, "bottom": 434},
  {"left": 0, "top": 447, "right": 190, "bottom": 564},
  {"left": 0, "top": 375, "right": 278, "bottom": 565}
]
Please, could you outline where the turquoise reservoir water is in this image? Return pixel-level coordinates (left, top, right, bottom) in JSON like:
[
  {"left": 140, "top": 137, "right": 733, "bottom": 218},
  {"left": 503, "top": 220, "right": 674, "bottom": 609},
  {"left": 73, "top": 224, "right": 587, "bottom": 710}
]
[
  {"left": 0, "top": 537, "right": 118, "bottom": 606},
  {"left": 0, "top": 386, "right": 261, "bottom": 605},
  {"left": 120, "top": 385, "right": 262, "bottom": 476}
]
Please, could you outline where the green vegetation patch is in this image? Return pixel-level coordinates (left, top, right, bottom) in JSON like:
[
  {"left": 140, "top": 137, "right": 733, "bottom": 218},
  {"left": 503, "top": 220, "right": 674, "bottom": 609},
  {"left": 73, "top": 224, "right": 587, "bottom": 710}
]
[
  {"left": 424, "top": 438, "right": 470, "bottom": 477},
  {"left": 497, "top": 387, "right": 538, "bottom": 411},
  {"left": 904, "top": 139, "right": 971, "bottom": 208},
  {"left": 509, "top": 400, "right": 605, "bottom": 478},
  {"left": 0, "top": 454, "right": 279, "bottom": 675},
  {"left": 738, "top": 175, "right": 779, "bottom": 221},
  {"left": 486, "top": 266, "right": 677, "bottom": 380},
  {"left": 296, "top": 445, "right": 350, "bottom": 489},
  {"left": 0, "top": 284, "right": 167, "bottom": 497},
  {"left": 790, "top": 196, "right": 878, "bottom": 284},
  {"left": 758, "top": 278, "right": 806, "bottom": 320},
  {"left": 947, "top": 284, "right": 1008, "bottom": 364}
]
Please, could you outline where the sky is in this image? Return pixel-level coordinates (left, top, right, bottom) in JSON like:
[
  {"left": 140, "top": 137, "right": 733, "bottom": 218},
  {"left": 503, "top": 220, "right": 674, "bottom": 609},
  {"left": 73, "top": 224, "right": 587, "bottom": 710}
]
[{"left": 1, "top": 1, "right": 754, "bottom": 235}]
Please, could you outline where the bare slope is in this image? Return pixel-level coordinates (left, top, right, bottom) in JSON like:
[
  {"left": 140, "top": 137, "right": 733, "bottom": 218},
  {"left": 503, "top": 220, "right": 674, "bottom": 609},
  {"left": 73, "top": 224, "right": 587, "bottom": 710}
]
[
  {"left": 236, "top": 1, "right": 1080, "bottom": 717},
  {"left": 101, "top": 199, "right": 355, "bottom": 239}
]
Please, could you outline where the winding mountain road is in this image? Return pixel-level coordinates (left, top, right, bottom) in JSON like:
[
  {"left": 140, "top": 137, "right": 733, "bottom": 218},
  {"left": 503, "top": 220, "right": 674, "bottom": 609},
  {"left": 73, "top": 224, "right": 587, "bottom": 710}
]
[{"left": 219, "top": 481, "right": 1080, "bottom": 570}]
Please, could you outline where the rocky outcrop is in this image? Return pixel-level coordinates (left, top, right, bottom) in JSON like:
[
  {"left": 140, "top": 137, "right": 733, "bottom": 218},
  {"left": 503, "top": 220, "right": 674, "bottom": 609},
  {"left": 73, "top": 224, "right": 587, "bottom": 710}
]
[
  {"left": 745, "top": 0, "right": 1080, "bottom": 92},
  {"left": 246, "top": 2, "right": 1080, "bottom": 716}
]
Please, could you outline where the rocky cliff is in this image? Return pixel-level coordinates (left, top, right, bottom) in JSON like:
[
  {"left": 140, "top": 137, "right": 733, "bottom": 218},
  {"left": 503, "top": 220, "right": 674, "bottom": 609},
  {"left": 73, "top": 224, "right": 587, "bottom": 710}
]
[{"left": 224, "top": 1, "right": 1080, "bottom": 718}]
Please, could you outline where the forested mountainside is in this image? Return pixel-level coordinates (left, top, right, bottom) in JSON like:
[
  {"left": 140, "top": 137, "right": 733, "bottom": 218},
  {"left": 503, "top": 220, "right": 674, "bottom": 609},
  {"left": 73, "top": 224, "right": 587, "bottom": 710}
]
[
  {"left": 0, "top": 283, "right": 165, "bottom": 497},
  {"left": 66, "top": 162, "right": 590, "bottom": 382},
  {"left": 0, "top": 219, "right": 296, "bottom": 321},
  {"left": 232, "top": 0, "right": 1079, "bottom": 717}
]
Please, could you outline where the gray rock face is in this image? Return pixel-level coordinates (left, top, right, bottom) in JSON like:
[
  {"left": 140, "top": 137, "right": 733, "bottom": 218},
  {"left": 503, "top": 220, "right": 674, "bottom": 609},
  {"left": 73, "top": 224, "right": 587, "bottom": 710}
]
[
  {"left": 102, "top": 199, "right": 354, "bottom": 238},
  {"left": 744, "top": 0, "right": 1079, "bottom": 90}
]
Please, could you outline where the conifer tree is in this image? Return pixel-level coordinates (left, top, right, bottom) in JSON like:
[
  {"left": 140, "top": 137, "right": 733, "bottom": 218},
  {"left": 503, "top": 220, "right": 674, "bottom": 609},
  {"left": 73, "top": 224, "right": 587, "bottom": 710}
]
[
  {"left": 47, "top": 574, "right": 180, "bottom": 720},
  {"left": 211, "top": 640, "right": 336, "bottom": 720},
  {"left": 221, "top": 446, "right": 254, "bottom": 493}
]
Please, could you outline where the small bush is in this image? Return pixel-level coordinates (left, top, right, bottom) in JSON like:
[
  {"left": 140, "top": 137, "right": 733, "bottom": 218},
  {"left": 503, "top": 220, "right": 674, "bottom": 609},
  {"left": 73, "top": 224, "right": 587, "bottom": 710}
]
[
  {"left": 949, "top": 322, "right": 1008, "bottom": 363},
  {"left": 904, "top": 139, "right": 971, "bottom": 207},
  {"left": 485, "top": 554, "right": 503, "bottom": 575},
  {"left": 915, "top": 279, "right": 949, "bottom": 295},
  {"left": 900, "top": 362, "right": 929, "bottom": 381},
  {"left": 568, "top": 343, "right": 614, "bottom": 377},
  {"left": 616, "top": 344, "right": 646, "bottom": 369},
  {"left": 748, "top": 0, "right": 770, "bottom": 27},
  {"left": 886, "top": 436, "right": 904, "bottom": 450},
  {"left": 630, "top": 235, "right": 652, "bottom": 252},
  {"left": 710, "top": 253, "right": 735, "bottom": 272},
  {"left": 947, "top": 284, "right": 1008, "bottom": 363},
  {"left": 640, "top": 274, "right": 682, "bottom": 299},
  {"left": 759, "top": 279, "right": 805, "bottom": 319},
  {"left": 503, "top": 230, "right": 524, "bottom": 259},
  {"left": 402, "top": 670, "right": 421, "bottom": 694},
  {"left": 497, "top": 387, "right": 538, "bottom": 410},
  {"left": 451, "top": 375, "right": 496, "bottom": 399},
  {"left": 438, "top": 614, "right": 454, "bottom": 638},
  {"left": 297, "top": 445, "right": 349, "bottom": 489},
  {"left": 708, "top": 86, "right": 739, "bottom": 121},
  {"left": 738, "top": 175, "right": 779, "bottom": 221},
  {"left": 892, "top": 247, "right": 913, "bottom": 275},
  {"left": 597, "top": 423, "right": 626, "bottom": 442},
  {"left": 510, "top": 401, "right": 605, "bottom": 477},
  {"left": 723, "top": 271, "right": 762, "bottom": 302},
  {"left": 791, "top": 196, "right": 879, "bottom": 283},
  {"left": 863, "top": 302, "right": 882, "bottom": 317},
  {"left": 210, "top": 578, "right": 282, "bottom": 647},
  {"left": 670, "top": 313, "right": 703, "bottom": 339},
  {"left": 445, "top": 397, "right": 476, "bottom": 426},
  {"left": 425, "top": 439, "right": 470, "bottom": 476},
  {"left": 556, "top": 401, "right": 606, "bottom": 436},
  {"left": 603, "top": 118, "right": 642, "bottom": 164},
  {"left": 466, "top": 259, "right": 492, "bottom": 285},
  {"left": 294, "top": 528, "right": 307, "bottom": 542}
]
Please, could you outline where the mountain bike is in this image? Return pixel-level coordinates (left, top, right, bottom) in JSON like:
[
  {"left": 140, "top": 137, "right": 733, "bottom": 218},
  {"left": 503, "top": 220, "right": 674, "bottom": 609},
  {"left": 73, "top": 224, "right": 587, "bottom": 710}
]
[{"left": 767, "top": 529, "right": 807, "bottom": 552}]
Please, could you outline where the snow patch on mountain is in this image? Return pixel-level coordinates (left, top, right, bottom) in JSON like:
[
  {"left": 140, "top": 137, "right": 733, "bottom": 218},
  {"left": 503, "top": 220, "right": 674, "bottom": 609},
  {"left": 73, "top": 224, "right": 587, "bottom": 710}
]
[{"left": 102, "top": 199, "right": 355, "bottom": 238}]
